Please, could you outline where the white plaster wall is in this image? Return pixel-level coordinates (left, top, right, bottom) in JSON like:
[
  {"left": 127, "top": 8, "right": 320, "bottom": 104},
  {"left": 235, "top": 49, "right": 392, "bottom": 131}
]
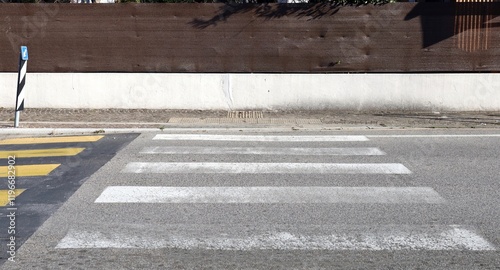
[{"left": 1, "top": 73, "right": 499, "bottom": 111}]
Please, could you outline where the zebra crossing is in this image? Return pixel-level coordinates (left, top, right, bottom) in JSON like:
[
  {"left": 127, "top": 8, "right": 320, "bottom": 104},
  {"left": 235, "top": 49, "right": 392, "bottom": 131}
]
[{"left": 56, "top": 133, "right": 496, "bottom": 251}]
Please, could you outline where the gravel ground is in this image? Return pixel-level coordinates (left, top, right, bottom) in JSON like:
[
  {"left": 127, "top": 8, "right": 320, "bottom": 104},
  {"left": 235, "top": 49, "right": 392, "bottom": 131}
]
[{"left": 0, "top": 108, "right": 499, "bottom": 129}]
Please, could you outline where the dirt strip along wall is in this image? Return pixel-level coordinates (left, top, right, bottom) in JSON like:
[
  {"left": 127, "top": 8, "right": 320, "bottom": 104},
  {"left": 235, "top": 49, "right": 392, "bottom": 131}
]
[{"left": 1, "top": 3, "right": 500, "bottom": 73}]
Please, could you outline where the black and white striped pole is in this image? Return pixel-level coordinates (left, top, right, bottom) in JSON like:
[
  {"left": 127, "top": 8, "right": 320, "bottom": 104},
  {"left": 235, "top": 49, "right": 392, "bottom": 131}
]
[{"left": 14, "top": 46, "right": 28, "bottom": 128}]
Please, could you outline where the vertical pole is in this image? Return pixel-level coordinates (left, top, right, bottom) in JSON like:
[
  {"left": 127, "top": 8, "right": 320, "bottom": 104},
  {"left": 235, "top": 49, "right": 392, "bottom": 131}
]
[
  {"left": 14, "top": 46, "right": 28, "bottom": 128},
  {"left": 14, "top": 111, "right": 20, "bottom": 128}
]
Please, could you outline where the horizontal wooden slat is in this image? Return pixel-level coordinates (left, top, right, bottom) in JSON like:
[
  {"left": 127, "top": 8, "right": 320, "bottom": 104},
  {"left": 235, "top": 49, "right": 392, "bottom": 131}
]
[{"left": 1, "top": 3, "right": 500, "bottom": 72}]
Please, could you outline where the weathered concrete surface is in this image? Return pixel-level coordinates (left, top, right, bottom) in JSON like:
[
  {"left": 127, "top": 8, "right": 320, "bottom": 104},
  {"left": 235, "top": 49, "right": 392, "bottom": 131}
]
[{"left": 1, "top": 73, "right": 500, "bottom": 111}]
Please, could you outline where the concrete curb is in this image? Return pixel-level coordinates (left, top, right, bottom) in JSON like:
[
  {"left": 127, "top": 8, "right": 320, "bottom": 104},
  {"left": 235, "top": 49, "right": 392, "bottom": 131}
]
[
  {"left": 3, "top": 126, "right": 499, "bottom": 136},
  {"left": 0, "top": 126, "right": 408, "bottom": 136}
]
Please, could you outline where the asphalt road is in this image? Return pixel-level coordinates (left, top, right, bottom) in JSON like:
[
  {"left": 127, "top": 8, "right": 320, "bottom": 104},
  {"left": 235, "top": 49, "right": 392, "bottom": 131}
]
[{"left": 1, "top": 129, "right": 500, "bottom": 269}]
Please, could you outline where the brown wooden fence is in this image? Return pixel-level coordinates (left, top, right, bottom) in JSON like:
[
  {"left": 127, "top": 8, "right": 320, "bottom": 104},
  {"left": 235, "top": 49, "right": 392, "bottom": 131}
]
[{"left": 1, "top": 3, "right": 500, "bottom": 73}]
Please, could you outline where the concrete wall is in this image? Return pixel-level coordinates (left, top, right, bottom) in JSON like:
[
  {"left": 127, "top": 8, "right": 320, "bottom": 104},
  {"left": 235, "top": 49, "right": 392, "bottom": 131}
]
[{"left": 1, "top": 73, "right": 499, "bottom": 111}]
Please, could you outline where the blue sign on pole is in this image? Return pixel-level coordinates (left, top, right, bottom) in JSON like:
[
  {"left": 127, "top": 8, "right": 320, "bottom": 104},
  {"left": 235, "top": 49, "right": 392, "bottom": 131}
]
[{"left": 21, "top": 46, "right": 28, "bottom": 61}]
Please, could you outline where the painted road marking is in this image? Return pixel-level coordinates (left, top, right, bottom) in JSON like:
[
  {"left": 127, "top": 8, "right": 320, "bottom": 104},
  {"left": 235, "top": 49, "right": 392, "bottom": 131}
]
[
  {"left": 0, "top": 189, "right": 25, "bottom": 206},
  {"left": 0, "top": 148, "right": 85, "bottom": 159},
  {"left": 95, "top": 186, "right": 443, "bottom": 204},
  {"left": 56, "top": 225, "right": 495, "bottom": 250},
  {"left": 153, "top": 134, "right": 369, "bottom": 142},
  {"left": 368, "top": 134, "right": 500, "bottom": 138},
  {"left": 122, "top": 162, "right": 411, "bottom": 174},
  {"left": 0, "top": 164, "right": 60, "bottom": 177},
  {"left": 140, "top": 147, "right": 386, "bottom": 156},
  {"left": 0, "top": 135, "right": 104, "bottom": 145}
]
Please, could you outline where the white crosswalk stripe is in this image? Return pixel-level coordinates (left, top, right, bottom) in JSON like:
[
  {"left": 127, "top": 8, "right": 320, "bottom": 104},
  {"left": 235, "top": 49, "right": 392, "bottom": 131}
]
[
  {"left": 122, "top": 162, "right": 412, "bottom": 174},
  {"left": 56, "top": 133, "right": 496, "bottom": 251},
  {"left": 140, "top": 146, "right": 386, "bottom": 155},
  {"left": 95, "top": 186, "right": 445, "bottom": 204},
  {"left": 57, "top": 225, "right": 495, "bottom": 251},
  {"left": 153, "top": 134, "right": 370, "bottom": 142}
]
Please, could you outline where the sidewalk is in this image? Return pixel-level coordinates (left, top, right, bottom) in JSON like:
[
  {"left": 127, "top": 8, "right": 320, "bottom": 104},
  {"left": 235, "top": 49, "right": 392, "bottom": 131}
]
[{"left": 1, "top": 108, "right": 499, "bottom": 130}]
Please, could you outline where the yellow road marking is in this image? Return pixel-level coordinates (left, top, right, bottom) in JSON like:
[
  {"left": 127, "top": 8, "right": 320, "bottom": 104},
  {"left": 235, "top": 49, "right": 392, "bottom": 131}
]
[
  {"left": 0, "top": 189, "right": 25, "bottom": 207},
  {"left": 0, "top": 135, "right": 104, "bottom": 145},
  {"left": 0, "top": 164, "right": 60, "bottom": 177},
  {"left": 0, "top": 148, "right": 85, "bottom": 158}
]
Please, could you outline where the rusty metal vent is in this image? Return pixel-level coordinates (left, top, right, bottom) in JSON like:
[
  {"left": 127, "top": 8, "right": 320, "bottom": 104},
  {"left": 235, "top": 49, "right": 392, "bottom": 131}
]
[{"left": 227, "top": 111, "right": 263, "bottom": 119}]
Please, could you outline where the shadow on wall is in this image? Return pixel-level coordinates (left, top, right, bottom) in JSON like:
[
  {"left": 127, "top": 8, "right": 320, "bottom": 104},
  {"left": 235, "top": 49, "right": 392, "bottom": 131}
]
[
  {"left": 192, "top": 2, "right": 500, "bottom": 52},
  {"left": 189, "top": 3, "right": 342, "bottom": 29},
  {"left": 405, "top": 1, "right": 500, "bottom": 51}
]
